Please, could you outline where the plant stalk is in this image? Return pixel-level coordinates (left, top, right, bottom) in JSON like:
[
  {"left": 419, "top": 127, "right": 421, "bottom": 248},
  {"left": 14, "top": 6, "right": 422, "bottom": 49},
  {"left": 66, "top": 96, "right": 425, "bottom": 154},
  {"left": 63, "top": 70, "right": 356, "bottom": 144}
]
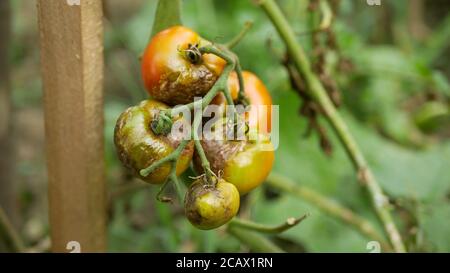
[
  {"left": 257, "top": 0, "right": 406, "bottom": 252},
  {"left": 170, "top": 161, "right": 185, "bottom": 202},
  {"left": 230, "top": 214, "right": 308, "bottom": 234},
  {"left": 225, "top": 21, "right": 254, "bottom": 49},
  {"left": 227, "top": 225, "right": 284, "bottom": 253},
  {"left": 267, "top": 173, "right": 392, "bottom": 252},
  {"left": 0, "top": 206, "right": 24, "bottom": 252},
  {"left": 140, "top": 139, "right": 189, "bottom": 177}
]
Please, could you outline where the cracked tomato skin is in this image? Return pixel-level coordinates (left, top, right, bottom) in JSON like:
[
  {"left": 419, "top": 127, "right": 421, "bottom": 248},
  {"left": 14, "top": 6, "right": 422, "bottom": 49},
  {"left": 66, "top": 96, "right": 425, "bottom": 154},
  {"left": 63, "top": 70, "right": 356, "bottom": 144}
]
[
  {"left": 185, "top": 178, "right": 240, "bottom": 230},
  {"left": 221, "top": 134, "right": 274, "bottom": 195},
  {"left": 114, "top": 99, "right": 194, "bottom": 184},
  {"left": 141, "top": 26, "right": 226, "bottom": 105},
  {"left": 193, "top": 120, "right": 275, "bottom": 195},
  {"left": 212, "top": 71, "right": 273, "bottom": 134}
]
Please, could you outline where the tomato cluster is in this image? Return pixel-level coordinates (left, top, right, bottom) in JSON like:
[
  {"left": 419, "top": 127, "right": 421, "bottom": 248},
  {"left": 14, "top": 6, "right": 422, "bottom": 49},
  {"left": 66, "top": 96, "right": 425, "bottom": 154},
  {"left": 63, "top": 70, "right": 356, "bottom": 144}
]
[{"left": 114, "top": 26, "right": 275, "bottom": 230}]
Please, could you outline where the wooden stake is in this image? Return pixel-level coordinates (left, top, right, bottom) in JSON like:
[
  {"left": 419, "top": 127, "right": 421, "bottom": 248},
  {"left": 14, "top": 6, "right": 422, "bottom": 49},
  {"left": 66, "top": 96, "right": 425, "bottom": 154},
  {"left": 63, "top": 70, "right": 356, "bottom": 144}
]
[{"left": 37, "top": 0, "right": 106, "bottom": 252}]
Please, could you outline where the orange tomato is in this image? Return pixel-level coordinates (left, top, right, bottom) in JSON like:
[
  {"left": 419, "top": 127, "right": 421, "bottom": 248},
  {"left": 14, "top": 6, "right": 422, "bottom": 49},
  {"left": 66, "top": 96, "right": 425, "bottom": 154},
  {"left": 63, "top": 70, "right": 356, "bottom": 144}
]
[
  {"left": 212, "top": 71, "right": 273, "bottom": 134},
  {"left": 193, "top": 123, "right": 275, "bottom": 195},
  {"left": 141, "top": 26, "right": 226, "bottom": 105}
]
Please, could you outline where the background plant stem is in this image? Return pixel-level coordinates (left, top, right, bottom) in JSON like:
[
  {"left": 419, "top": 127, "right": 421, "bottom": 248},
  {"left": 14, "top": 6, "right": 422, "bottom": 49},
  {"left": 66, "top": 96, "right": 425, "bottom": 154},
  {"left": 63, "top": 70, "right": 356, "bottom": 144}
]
[
  {"left": 0, "top": 206, "right": 24, "bottom": 252},
  {"left": 227, "top": 225, "right": 284, "bottom": 253},
  {"left": 257, "top": 0, "right": 406, "bottom": 252},
  {"left": 267, "top": 173, "right": 392, "bottom": 252},
  {"left": 225, "top": 21, "right": 254, "bottom": 49},
  {"left": 230, "top": 214, "right": 308, "bottom": 234}
]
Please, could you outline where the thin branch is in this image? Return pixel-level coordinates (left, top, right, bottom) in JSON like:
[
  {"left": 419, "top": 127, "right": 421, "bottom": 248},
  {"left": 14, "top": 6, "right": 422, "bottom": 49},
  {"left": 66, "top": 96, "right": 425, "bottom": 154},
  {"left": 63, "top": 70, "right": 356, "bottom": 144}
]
[
  {"left": 0, "top": 205, "right": 25, "bottom": 252},
  {"left": 297, "top": 0, "right": 333, "bottom": 37},
  {"left": 227, "top": 225, "right": 284, "bottom": 253},
  {"left": 230, "top": 214, "right": 308, "bottom": 234},
  {"left": 139, "top": 140, "right": 189, "bottom": 177},
  {"left": 318, "top": 0, "right": 333, "bottom": 31},
  {"left": 156, "top": 178, "right": 173, "bottom": 203},
  {"left": 225, "top": 21, "right": 254, "bottom": 49},
  {"left": 257, "top": 0, "right": 406, "bottom": 252},
  {"left": 266, "top": 173, "right": 392, "bottom": 252},
  {"left": 234, "top": 60, "right": 247, "bottom": 103},
  {"left": 169, "top": 161, "right": 184, "bottom": 202},
  {"left": 192, "top": 100, "right": 215, "bottom": 183}
]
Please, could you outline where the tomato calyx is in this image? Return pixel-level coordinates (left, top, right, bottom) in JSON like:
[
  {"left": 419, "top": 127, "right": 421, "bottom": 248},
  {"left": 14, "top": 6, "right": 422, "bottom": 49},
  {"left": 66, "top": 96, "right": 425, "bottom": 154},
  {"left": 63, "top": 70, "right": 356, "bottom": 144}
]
[
  {"left": 181, "top": 43, "right": 203, "bottom": 64},
  {"left": 150, "top": 110, "right": 173, "bottom": 136}
]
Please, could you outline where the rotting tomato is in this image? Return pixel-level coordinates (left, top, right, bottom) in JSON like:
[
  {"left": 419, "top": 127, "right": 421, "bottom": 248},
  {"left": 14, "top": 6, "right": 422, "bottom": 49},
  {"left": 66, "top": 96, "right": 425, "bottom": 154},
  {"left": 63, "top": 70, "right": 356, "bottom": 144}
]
[
  {"left": 194, "top": 120, "right": 275, "bottom": 195},
  {"left": 185, "top": 177, "right": 240, "bottom": 230},
  {"left": 211, "top": 70, "right": 273, "bottom": 134},
  {"left": 114, "top": 99, "right": 194, "bottom": 184},
  {"left": 141, "top": 26, "right": 226, "bottom": 105}
]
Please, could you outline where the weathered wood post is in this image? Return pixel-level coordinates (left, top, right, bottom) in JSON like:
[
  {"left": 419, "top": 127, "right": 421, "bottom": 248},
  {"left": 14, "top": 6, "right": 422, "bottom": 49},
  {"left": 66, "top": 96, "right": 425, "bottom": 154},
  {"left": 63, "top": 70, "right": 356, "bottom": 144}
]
[{"left": 37, "top": 0, "right": 106, "bottom": 252}]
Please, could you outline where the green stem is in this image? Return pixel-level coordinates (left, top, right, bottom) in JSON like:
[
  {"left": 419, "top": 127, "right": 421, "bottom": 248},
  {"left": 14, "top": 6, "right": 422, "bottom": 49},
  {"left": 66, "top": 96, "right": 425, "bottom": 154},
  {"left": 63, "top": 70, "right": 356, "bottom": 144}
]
[
  {"left": 180, "top": 46, "right": 238, "bottom": 184},
  {"left": 200, "top": 45, "right": 236, "bottom": 64},
  {"left": 318, "top": 0, "right": 333, "bottom": 31},
  {"left": 170, "top": 161, "right": 185, "bottom": 203},
  {"left": 225, "top": 21, "right": 254, "bottom": 49},
  {"left": 297, "top": 0, "right": 332, "bottom": 37},
  {"left": 192, "top": 108, "right": 214, "bottom": 183},
  {"left": 0, "top": 206, "right": 25, "bottom": 252},
  {"left": 230, "top": 214, "right": 308, "bottom": 234},
  {"left": 140, "top": 139, "right": 190, "bottom": 177},
  {"left": 227, "top": 225, "right": 284, "bottom": 253},
  {"left": 234, "top": 60, "right": 247, "bottom": 104},
  {"left": 156, "top": 178, "right": 172, "bottom": 202},
  {"left": 222, "top": 79, "right": 244, "bottom": 139},
  {"left": 198, "top": 46, "right": 246, "bottom": 135},
  {"left": 266, "top": 173, "right": 392, "bottom": 252},
  {"left": 223, "top": 82, "right": 235, "bottom": 106},
  {"left": 258, "top": 0, "right": 406, "bottom": 253}
]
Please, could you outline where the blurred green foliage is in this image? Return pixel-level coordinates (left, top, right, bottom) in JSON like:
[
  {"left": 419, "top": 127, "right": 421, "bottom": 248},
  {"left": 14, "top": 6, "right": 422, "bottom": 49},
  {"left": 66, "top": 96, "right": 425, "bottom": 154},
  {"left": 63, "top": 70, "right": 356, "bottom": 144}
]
[
  {"left": 8, "top": 0, "right": 450, "bottom": 252},
  {"left": 102, "top": 0, "right": 450, "bottom": 252}
]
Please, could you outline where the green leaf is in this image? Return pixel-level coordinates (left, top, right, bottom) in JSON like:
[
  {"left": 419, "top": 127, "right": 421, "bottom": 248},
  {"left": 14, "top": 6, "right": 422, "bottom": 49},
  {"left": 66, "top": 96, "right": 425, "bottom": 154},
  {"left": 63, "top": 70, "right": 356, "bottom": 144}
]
[
  {"left": 151, "top": 0, "right": 182, "bottom": 38},
  {"left": 423, "top": 14, "right": 450, "bottom": 65},
  {"left": 419, "top": 201, "right": 450, "bottom": 252},
  {"left": 432, "top": 71, "right": 450, "bottom": 97},
  {"left": 251, "top": 90, "right": 450, "bottom": 251}
]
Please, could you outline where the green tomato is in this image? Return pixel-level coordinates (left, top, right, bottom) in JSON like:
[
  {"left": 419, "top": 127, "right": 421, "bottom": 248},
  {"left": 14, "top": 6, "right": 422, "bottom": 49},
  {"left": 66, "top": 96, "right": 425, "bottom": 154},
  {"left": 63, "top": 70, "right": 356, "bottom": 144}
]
[
  {"left": 185, "top": 178, "right": 240, "bottom": 230},
  {"left": 114, "top": 99, "right": 194, "bottom": 184}
]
